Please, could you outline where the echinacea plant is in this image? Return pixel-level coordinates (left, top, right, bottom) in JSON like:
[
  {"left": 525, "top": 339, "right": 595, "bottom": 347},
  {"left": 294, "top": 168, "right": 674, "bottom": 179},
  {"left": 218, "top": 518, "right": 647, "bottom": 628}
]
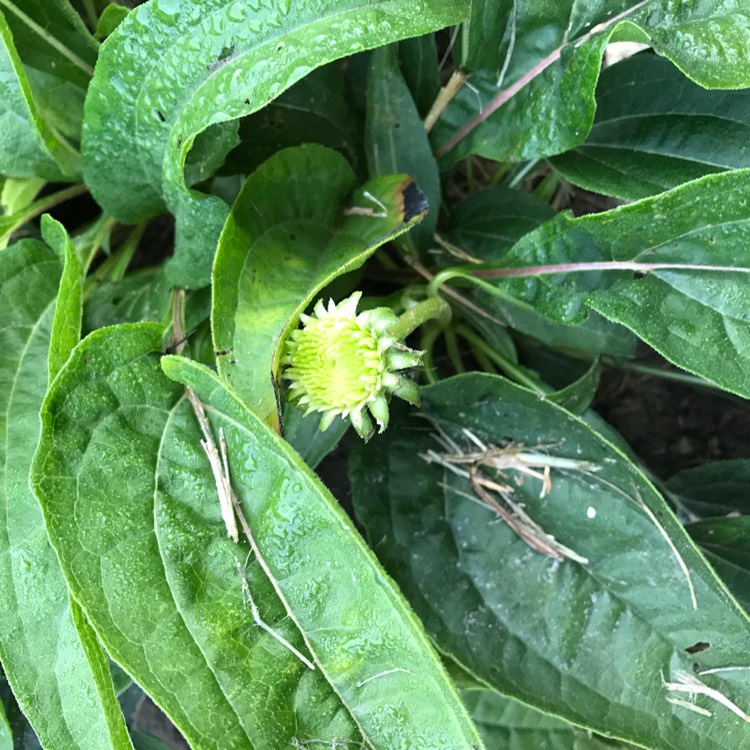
[
  {"left": 282, "top": 292, "right": 430, "bottom": 439},
  {"left": 3, "top": 1, "right": 750, "bottom": 749}
]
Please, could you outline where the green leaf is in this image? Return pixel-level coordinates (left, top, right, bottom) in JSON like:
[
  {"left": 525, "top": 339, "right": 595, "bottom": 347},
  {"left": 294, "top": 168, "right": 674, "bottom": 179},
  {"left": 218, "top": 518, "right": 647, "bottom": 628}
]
[
  {"left": 0, "top": 674, "right": 41, "bottom": 750},
  {"left": 31, "top": 322, "right": 486, "bottom": 749},
  {"left": 398, "top": 34, "right": 439, "bottom": 120},
  {"left": 130, "top": 734, "right": 172, "bottom": 750},
  {"left": 350, "top": 373, "right": 750, "bottom": 750},
  {"left": 0, "top": 240, "right": 131, "bottom": 750},
  {"left": 281, "top": 402, "right": 349, "bottom": 469},
  {"left": 0, "top": 10, "right": 79, "bottom": 179},
  {"left": 459, "top": 0, "right": 513, "bottom": 76},
  {"left": 688, "top": 516, "right": 750, "bottom": 615},
  {"left": 83, "top": 268, "right": 172, "bottom": 332},
  {"left": 365, "top": 45, "right": 439, "bottom": 250},
  {"left": 551, "top": 55, "right": 750, "bottom": 200},
  {"left": 0, "top": 694, "right": 10, "bottom": 750},
  {"left": 490, "top": 170, "right": 750, "bottom": 398},
  {"left": 225, "top": 64, "right": 363, "bottom": 178},
  {"left": 167, "top": 354, "right": 486, "bottom": 749},
  {"left": 212, "top": 144, "right": 427, "bottom": 430},
  {"left": 666, "top": 460, "right": 750, "bottom": 519},
  {"left": 0, "top": 176, "right": 44, "bottom": 214},
  {"left": 95, "top": 2, "right": 128, "bottom": 39},
  {"left": 42, "top": 215, "right": 82, "bottom": 379},
  {"left": 436, "top": 1, "right": 750, "bottom": 165},
  {"left": 0, "top": 0, "right": 98, "bottom": 86},
  {"left": 444, "top": 187, "right": 634, "bottom": 357},
  {"left": 546, "top": 358, "right": 600, "bottom": 416},
  {"left": 81, "top": 0, "right": 470, "bottom": 287},
  {"left": 463, "top": 686, "right": 635, "bottom": 750},
  {"left": 33, "top": 323, "right": 363, "bottom": 749}
]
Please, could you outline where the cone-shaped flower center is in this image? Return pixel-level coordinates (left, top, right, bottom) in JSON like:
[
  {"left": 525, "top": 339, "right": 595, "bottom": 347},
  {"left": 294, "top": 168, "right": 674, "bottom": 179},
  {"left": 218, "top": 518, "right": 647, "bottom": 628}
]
[
  {"left": 282, "top": 292, "right": 422, "bottom": 440},
  {"left": 285, "top": 313, "right": 386, "bottom": 412}
]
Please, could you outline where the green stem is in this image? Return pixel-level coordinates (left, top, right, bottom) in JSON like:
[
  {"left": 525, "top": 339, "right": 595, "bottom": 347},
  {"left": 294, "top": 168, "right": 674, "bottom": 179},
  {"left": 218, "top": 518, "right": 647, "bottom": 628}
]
[
  {"left": 390, "top": 296, "right": 452, "bottom": 341},
  {"left": 0, "top": 0, "right": 96, "bottom": 75},
  {"left": 465, "top": 157, "right": 475, "bottom": 192},
  {"left": 468, "top": 343, "right": 498, "bottom": 375},
  {"left": 602, "top": 358, "right": 720, "bottom": 390},
  {"left": 457, "top": 325, "right": 548, "bottom": 396},
  {"left": 444, "top": 326, "right": 465, "bottom": 374},
  {"left": 80, "top": 214, "right": 116, "bottom": 275},
  {"left": 1, "top": 183, "right": 87, "bottom": 243},
  {"left": 419, "top": 326, "right": 440, "bottom": 385},
  {"left": 81, "top": 0, "right": 98, "bottom": 31}
]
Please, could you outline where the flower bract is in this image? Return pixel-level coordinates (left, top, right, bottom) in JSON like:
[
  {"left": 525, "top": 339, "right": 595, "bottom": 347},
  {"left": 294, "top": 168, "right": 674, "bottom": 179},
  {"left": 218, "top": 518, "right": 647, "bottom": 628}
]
[{"left": 282, "top": 292, "right": 421, "bottom": 440}]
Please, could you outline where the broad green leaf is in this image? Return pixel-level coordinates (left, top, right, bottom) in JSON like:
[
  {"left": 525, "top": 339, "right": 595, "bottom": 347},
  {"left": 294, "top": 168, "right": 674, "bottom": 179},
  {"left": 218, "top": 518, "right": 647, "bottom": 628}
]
[
  {"left": 398, "top": 34, "right": 439, "bottom": 119},
  {"left": 164, "top": 354, "right": 486, "bottom": 749},
  {"left": 83, "top": 268, "right": 172, "bottom": 332},
  {"left": 551, "top": 55, "right": 750, "bottom": 201},
  {"left": 350, "top": 373, "right": 750, "bottom": 750},
  {"left": 365, "top": 45, "right": 439, "bottom": 250},
  {"left": 444, "top": 187, "right": 634, "bottom": 357},
  {"left": 225, "top": 64, "right": 363, "bottom": 178},
  {"left": 0, "top": 675, "right": 41, "bottom": 750},
  {"left": 212, "top": 144, "right": 427, "bottom": 430},
  {"left": 436, "top": 1, "right": 750, "bottom": 165},
  {"left": 0, "top": 10, "right": 79, "bottom": 179},
  {"left": 445, "top": 187, "right": 556, "bottom": 262},
  {"left": 688, "top": 517, "right": 750, "bottom": 614},
  {"left": 0, "top": 695, "right": 10, "bottom": 750},
  {"left": 666, "top": 460, "right": 750, "bottom": 519},
  {"left": 41, "top": 215, "right": 82, "bottom": 379},
  {"left": 95, "top": 2, "right": 129, "bottom": 39},
  {"left": 489, "top": 170, "right": 750, "bottom": 398},
  {"left": 33, "top": 323, "right": 364, "bottom": 749},
  {"left": 546, "top": 358, "right": 600, "bottom": 416},
  {"left": 31, "top": 323, "right": 485, "bottom": 749},
  {"left": 0, "top": 240, "right": 131, "bottom": 750},
  {"left": 81, "top": 0, "right": 470, "bottom": 287},
  {"left": 463, "top": 687, "right": 635, "bottom": 750},
  {"left": 0, "top": 0, "right": 97, "bottom": 86}
]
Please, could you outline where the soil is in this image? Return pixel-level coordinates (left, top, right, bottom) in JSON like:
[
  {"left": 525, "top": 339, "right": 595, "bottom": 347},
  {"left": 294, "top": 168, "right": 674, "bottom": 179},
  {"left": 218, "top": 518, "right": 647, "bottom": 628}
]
[{"left": 596, "top": 365, "right": 750, "bottom": 480}]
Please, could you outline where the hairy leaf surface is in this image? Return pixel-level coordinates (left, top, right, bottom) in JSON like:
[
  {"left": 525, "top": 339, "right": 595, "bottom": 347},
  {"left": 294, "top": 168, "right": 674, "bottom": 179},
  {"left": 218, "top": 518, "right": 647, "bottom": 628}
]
[
  {"left": 0, "top": 241, "right": 131, "bottom": 750},
  {"left": 212, "top": 144, "right": 427, "bottom": 430},
  {"left": 33, "top": 324, "right": 485, "bottom": 750},
  {"left": 81, "top": 0, "right": 469, "bottom": 286},
  {"left": 484, "top": 170, "right": 750, "bottom": 397},
  {"left": 551, "top": 55, "right": 750, "bottom": 200},
  {"left": 438, "top": 1, "right": 750, "bottom": 165},
  {"left": 365, "top": 44, "right": 439, "bottom": 250},
  {"left": 351, "top": 373, "right": 750, "bottom": 750},
  {"left": 0, "top": 11, "right": 79, "bottom": 179}
]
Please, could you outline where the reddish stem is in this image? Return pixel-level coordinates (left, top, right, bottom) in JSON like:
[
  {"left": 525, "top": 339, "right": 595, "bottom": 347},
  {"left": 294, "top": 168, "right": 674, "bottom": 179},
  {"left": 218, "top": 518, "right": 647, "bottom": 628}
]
[
  {"left": 473, "top": 261, "right": 747, "bottom": 278},
  {"left": 436, "top": 0, "right": 652, "bottom": 159}
]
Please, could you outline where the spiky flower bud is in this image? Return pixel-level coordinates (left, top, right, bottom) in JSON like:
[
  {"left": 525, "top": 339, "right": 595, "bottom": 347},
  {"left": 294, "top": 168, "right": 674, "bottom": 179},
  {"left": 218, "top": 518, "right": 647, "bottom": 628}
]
[{"left": 282, "top": 292, "right": 421, "bottom": 440}]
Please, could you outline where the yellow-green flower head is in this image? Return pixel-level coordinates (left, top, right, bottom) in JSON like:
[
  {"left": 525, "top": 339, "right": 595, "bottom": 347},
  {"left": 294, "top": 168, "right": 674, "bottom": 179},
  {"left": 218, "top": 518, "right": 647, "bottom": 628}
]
[{"left": 282, "top": 292, "right": 421, "bottom": 440}]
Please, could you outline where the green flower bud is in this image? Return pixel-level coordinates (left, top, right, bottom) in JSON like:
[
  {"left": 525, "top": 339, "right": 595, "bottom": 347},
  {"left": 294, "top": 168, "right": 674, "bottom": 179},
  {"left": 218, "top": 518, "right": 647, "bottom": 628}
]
[{"left": 282, "top": 292, "right": 422, "bottom": 440}]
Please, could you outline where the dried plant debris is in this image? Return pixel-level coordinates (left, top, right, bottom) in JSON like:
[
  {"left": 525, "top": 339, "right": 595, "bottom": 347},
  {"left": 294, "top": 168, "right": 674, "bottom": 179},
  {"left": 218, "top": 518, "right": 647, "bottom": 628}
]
[
  {"left": 420, "top": 421, "right": 594, "bottom": 564},
  {"left": 663, "top": 670, "right": 750, "bottom": 724}
]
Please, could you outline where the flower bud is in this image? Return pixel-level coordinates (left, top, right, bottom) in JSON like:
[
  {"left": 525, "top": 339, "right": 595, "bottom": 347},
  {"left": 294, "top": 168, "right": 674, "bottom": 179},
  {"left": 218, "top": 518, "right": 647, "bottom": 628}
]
[{"left": 282, "top": 292, "right": 422, "bottom": 440}]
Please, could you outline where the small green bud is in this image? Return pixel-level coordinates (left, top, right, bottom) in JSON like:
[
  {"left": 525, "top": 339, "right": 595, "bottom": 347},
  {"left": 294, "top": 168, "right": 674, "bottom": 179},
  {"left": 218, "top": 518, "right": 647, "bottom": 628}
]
[{"left": 282, "top": 292, "right": 422, "bottom": 440}]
